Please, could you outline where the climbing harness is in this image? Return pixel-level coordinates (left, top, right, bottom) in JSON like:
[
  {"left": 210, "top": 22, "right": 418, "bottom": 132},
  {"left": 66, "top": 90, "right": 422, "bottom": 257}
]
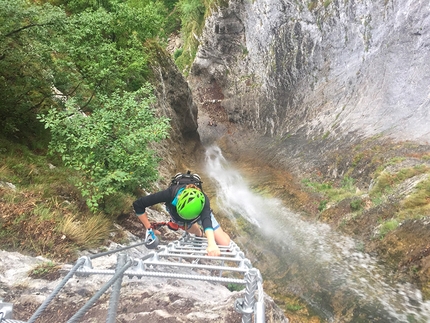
[
  {"left": 150, "top": 220, "right": 186, "bottom": 231},
  {"left": 4, "top": 233, "right": 265, "bottom": 323}
]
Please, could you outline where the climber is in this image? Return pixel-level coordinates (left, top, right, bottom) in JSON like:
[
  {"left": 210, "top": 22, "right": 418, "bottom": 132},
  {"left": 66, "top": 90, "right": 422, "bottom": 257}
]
[{"left": 132, "top": 176, "right": 231, "bottom": 257}]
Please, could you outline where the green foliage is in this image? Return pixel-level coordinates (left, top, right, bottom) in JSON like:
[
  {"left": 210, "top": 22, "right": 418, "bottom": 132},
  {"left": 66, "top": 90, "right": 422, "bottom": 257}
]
[
  {"left": 174, "top": 48, "right": 184, "bottom": 60},
  {"left": 397, "top": 177, "right": 430, "bottom": 220},
  {"left": 174, "top": 0, "right": 206, "bottom": 72},
  {"left": 171, "top": 0, "right": 228, "bottom": 74},
  {"left": 0, "top": 0, "right": 67, "bottom": 142},
  {"left": 163, "top": 0, "right": 180, "bottom": 11},
  {"left": 178, "top": 0, "right": 205, "bottom": 24},
  {"left": 302, "top": 178, "right": 331, "bottom": 191},
  {"left": 350, "top": 198, "right": 363, "bottom": 211},
  {"left": 29, "top": 261, "right": 58, "bottom": 279},
  {"left": 52, "top": 3, "right": 166, "bottom": 101},
  {"left": 370, "top": 166, "right": 429, "bottom": 198},
  {"left": 308, "top": 0, "right": 318, "bottom": 11},
  {"left": 101, "top": 191, "right": 135, "bottom": 216},
  {"left": 323, "top": 0, "right": 332, "bottom": 8},
  {"left": 59, "top": 0, "right": 119, "bottom": 12},
  {"left": 318, "top": 200, "right": 327, "bottom": 212},
  {"left": 379, "top": 219, "right": 399, "bottom": 239},
  {"left": 0, "top": 0, "right": 167, "bottom": 143},
  {"left": 39, "top": 85, "right": 170, "bottom": 211},
  {"left": 341, "top": 176, "right": 355, "bottom": 192},
  {"left": 403, "top": 178, "right": 430, "bottom": 209},
  {"left": 227, "top": 283, "right": 245, "bottom": 292},
  {"left": 285, "top": 303, "right": 304, "bottom": 312}
]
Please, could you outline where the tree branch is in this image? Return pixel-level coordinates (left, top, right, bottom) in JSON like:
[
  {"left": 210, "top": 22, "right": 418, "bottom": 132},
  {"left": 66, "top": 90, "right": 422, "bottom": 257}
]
[{"left": 5, "top": 22, "right": 57, "bottom": 38}]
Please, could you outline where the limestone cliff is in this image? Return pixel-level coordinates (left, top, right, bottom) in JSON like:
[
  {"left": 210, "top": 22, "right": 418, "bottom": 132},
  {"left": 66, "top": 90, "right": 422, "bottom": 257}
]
[
  {"left": 189, "top": 0, "right": 430, "bottom": 173},
  {"left": 188, "top": 1, "right": 430, "bottom": 319}
]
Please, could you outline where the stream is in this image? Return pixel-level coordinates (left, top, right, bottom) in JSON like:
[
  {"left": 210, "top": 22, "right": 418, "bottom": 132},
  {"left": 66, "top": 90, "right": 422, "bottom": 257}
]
[{"left": 204, "top": 145, "right": 430, "bottom": 323}]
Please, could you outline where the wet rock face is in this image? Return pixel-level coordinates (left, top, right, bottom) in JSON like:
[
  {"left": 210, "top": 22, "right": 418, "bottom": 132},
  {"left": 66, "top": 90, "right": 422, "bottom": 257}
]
[{"left": 191, "top": 0, "right": 430, "bottom": 145}]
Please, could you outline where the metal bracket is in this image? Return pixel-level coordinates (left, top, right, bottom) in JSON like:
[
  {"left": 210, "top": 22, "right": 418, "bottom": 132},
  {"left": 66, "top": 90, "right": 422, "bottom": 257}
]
[
  {"left": 0, "top": 300, "right": 13, "bottom": 319},
  {"left": 75, "top": 256, "right": 93, "bottom": 277},
  {"left": 126, "top": 259, "right": 145, "bottom": 278},
  {"left": 234, "top": 298, "right": 254, "bottom": 315}
]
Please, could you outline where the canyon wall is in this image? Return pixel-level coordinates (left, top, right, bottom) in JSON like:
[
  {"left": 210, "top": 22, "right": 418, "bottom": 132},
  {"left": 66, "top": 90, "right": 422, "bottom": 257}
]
[{"left": 189, "top": 0, "right": 430, "bottom": 174}]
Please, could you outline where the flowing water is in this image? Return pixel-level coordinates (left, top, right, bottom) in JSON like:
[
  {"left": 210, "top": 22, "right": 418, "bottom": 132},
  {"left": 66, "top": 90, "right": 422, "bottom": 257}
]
[{"left": 204, "top": 145, "right": 430, "bottom": 323}]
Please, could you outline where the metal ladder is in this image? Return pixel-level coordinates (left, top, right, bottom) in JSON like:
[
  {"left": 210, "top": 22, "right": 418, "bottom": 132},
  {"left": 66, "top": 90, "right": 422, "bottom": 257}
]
[{"left": 0, "top": 233, "right": 265, "bottom": 323}]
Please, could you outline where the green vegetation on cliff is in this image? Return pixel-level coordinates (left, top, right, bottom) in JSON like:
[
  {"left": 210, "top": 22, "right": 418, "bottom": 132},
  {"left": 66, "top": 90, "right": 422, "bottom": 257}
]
[
  {"left": 0, "top": 0, "right": 223, "bottom": 260},
  {"left": 0, "top": 0, "right": 182, "bottom": 258}
]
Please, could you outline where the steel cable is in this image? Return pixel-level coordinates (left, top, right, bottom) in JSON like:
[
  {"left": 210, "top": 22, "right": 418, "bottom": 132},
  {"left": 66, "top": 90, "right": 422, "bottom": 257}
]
[
  {"left": 66, "top": 259, "right": 133, "bottom": 323},
  {"left": 27, "top": 257, "right": 86, "bottom": 323}
]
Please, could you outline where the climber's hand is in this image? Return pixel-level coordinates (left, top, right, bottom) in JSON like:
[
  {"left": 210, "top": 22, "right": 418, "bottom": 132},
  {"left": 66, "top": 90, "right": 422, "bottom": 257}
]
[{"left": 206, "top": 243, "right": 221, "bottom": 257}]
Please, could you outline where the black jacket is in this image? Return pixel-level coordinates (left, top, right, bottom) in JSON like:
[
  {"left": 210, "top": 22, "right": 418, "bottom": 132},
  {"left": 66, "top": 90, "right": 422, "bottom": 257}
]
[{"left": 132, "top": 185, "right": 213, "bottom": 230}]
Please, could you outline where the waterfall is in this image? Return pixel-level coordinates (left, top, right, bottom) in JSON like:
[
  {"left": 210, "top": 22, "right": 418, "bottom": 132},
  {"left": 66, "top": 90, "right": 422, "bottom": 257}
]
[{"left": 204, "top": 145, "right": 430, "bottom": 323}]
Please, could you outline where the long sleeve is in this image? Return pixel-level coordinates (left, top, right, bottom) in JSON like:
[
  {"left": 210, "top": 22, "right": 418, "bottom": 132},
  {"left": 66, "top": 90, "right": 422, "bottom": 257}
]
[
  {"left": 132, "top": 188, "right": 172, "bottom": 215},
  {"left": 199, "top": 195, "right": 213, "bottom": 230}
]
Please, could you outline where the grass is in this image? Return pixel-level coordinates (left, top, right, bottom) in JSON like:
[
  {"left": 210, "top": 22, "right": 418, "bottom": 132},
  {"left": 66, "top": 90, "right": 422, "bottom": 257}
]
[
  {"left": 370, "top": 165, "right": 429, "bottom": 197},
  {"left": 0, "top": 139, "right": 127, "bottom": 262},
  {"left": 302, "top": 151, "right": 430, "bottom": 236},
  {"left": 60, "top": 214, "right": 112, "bottom": 248},
  {"left": 285, "top": 302, "right": 304, "bottom": 312},
  {"left": 308, "top": 0, "right": 318, "bottom": 11},
  {"left": 173, "top": 0, "right": 236, "bottom": 74},
  {"left": 323, "top": 0, "right": 331, "bottom": 8},
  {"left": 29, "top": 261, "right": 61, "bottom": 280},
  {"left": 378, "top": 219, "right": 399, "bottom": 239},
  {"left": 302, "top": 176, "right": 357, "bottom": 207}
]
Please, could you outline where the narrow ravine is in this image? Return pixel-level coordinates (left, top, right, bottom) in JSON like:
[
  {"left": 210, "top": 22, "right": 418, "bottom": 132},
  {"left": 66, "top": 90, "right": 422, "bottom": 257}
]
[{"left": 203, "top": 145, "right": 430, "bottom": 323}]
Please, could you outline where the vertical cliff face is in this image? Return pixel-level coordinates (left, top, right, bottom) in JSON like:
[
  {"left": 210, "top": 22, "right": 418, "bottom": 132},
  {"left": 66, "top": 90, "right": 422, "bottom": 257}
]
[
  {"left": 189, "top": 0, "right": 430, "bottom": 168},
  {"left": 148, "top": 46, "right": 205, "bottom": 182},
  {"left": 187, "top": 2, "right": 430, "bottom": 320}
]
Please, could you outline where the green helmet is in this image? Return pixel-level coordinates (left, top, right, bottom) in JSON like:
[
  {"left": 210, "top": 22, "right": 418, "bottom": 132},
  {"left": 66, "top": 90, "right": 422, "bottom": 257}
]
[{"left": 176, "top": 188, "right": 205, "bottom": 220}]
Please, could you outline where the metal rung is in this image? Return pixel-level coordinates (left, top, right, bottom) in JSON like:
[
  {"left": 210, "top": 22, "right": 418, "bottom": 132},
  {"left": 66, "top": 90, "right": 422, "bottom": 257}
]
[
  {"left": 5, "top": 233, "right": 265, "bottom": 322},
  {"left": 156, "top": 252, "right": 243, "bottom": 262},
  {"left": 137, "top": 260, "right": 248, "bottom": 272}
]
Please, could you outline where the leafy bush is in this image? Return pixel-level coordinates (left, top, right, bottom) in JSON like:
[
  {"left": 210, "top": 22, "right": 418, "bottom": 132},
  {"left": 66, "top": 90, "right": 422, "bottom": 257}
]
[
  {"left": 0, "top": 0, "right": 66, "bottom": 142},
  {"left": 0, "top": 0, "right": 168, "bottom": 143},
  {"left": 39, "top": 85, "right": 170, "bottom": 211}
]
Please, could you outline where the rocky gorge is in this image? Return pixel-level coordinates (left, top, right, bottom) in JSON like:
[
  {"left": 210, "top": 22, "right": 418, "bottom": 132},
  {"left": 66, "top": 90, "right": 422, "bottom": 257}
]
[
  {"left": 2, "top": 0, "right": 430, "bottom": 322},
  {"left": 186, "top": 0, "right": 430, "bottom": 321}
]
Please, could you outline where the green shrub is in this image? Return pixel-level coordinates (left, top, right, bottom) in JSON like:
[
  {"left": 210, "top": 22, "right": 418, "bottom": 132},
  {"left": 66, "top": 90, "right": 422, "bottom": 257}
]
[
  {"left": 39, "top": 85, "right": 170, "bottom": 211},
  {"left": 174, "top": 48, "right": 184, "bottom": 60},
  {"left": 350, "top": 198, "right": 363, "bottom": 211},
  {"left": 318, "top": 200, "right": 328, "bottom": 212},
  {"left": 227, "top": 283, "right": 245, "bottom": 292},
  {"left": 379, "top": 219, "right": 399, "bottom": 239}
]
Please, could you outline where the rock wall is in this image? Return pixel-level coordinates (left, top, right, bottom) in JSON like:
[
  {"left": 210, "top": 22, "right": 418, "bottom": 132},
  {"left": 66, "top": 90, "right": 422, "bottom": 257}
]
[
  {"left": 148, "top": 46, "right": 206, "bottom": 184},
  {"left": 189, "top": 0, "right": 430, "bottom": 173}
]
